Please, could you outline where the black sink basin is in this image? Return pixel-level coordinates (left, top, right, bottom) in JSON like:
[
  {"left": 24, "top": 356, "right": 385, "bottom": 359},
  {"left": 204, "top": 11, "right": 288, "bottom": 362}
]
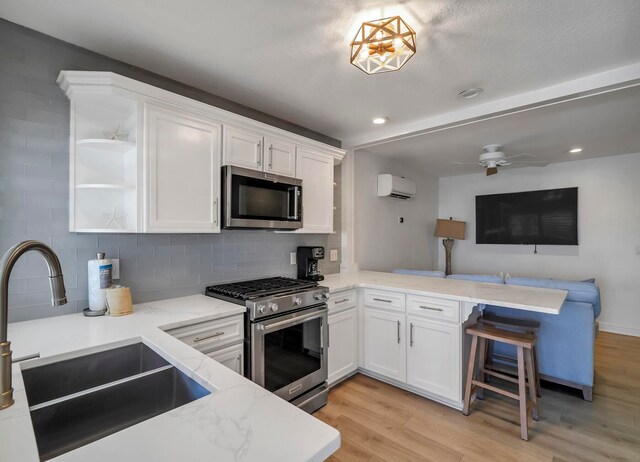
[
  {"left": 22, "top": 342, "right": 169, "bottom": 406},
  {"left": 22, "top": 342, "right": 210, "bottom": 461}
]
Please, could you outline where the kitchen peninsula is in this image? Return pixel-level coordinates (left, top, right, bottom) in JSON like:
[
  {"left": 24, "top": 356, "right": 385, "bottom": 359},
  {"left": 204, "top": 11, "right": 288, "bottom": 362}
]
[{"left": 0, "top": 272, "right": 565, "bottom": 461}]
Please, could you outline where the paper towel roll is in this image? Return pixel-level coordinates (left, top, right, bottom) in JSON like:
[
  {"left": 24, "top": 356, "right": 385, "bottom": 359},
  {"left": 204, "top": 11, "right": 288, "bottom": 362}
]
[
  {"left": 88, "top": 252, "right": 112, "bottom": 311},
  {"left": 105, "top": 286, "right": 133, "bottom": 317}
]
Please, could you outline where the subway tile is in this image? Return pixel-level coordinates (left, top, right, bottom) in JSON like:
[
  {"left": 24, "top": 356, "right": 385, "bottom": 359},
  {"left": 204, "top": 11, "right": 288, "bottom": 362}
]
[
  {"left": 170, "top": 234, "right": 198, "bottom": 245},
  {"left": 137, "top": 255, "right": 171, "bottom": 271},
  {"left": 155, "top": 244, "right": 185, "bottom": 257},
  {"left": 0, "top": 129, "right": 26, "bottom": 149},
  {"left": 8, "top": 309, "right": 27, "bottom": 323},
  {"left": 25, "top": 106, "right": 69, "bottom": 129},
  {"left": 137, "top": 234, "right": 170, "bottom": 246},
  {"left": 24, "top": 302, "right": 78, "bottom": 321},
  {"left": 0, "top": 146, "right": 52, "bottom": 167}
]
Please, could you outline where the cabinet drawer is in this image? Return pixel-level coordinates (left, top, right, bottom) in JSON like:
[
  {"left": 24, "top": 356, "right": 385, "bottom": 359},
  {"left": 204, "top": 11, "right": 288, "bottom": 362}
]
[
  {"left": 407, "top": 294, "right": 460, "bottom": 323},
  {"left": 328, "top": 289, "right": 357, "bottom": 313},
  {"left": 364, "top": 289, "right": 405, "bottom": 312},
  {"left": 165, "top": 314, "right": 244, "bottom": 350}
]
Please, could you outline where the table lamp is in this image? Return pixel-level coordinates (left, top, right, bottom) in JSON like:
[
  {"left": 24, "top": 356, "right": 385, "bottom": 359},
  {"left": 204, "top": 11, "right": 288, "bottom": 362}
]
[{"left": 434, "top": 218, "right": 466, "bottom": 276}]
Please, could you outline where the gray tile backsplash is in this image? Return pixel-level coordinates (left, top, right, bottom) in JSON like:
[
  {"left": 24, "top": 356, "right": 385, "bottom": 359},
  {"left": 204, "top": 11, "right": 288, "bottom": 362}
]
[{"left": 0, "top": 20, "right": 341, "bottom": 322}]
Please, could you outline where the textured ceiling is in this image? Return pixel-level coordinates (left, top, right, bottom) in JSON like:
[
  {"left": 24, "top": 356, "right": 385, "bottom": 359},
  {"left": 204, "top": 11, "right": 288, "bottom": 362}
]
[
  {"left": 2, "top": 0, "right": 640, "bottom": 146},
  {"left": 361, "top": 85, "right": 640, "bottom": 177}
]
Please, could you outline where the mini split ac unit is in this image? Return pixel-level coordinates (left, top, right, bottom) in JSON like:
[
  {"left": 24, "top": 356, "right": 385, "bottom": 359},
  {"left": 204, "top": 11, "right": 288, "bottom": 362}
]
[{"left": 377, "top": 174, "right": 416, "bottom": 200}]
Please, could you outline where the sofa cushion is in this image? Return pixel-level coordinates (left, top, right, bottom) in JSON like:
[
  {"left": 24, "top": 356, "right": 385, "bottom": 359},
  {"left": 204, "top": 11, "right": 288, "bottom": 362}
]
[
  {"left": 393, "top": 269, "right": 446, "bottom": 278},
  {"left": 505, "top": 276, "right": 601, "bottom": 318},
  {"left": 447, "top": 274, "right": 504, "bottom": 284}
]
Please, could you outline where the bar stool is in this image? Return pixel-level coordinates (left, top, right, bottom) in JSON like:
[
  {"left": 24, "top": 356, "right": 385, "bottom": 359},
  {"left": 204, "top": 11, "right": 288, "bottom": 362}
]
[
  {"left": 479, "top": 312, "right": 541, "bottom": 397},
  {"left": 463, "top": 323, "right": 539, "bottom": 440}
]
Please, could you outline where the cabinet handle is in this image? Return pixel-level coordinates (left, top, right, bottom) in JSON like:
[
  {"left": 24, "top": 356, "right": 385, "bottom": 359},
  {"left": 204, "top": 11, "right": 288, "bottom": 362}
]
[
  {"left": 397, "top": 320, "right": 401, "bottom": 344},
  {"left": 373, "top": 298, "right": 392, "bottom": 303},
  {"left": 268, "top": 145, "right": 273, "bottom": 169},
  {"left": 193, "top": 331, "right": 224, "bottom": 343},
  {"left": 410, "top": 323, "right": 414, "bottom": 347},
  {"left": 335, "top": 298, "right": 350, "bottom": 304},
  {"left": 419, "top": 305, "right": 443, "bottom": 312},
  {"left": 213, "top": 198, "right": 218, "bottom": 226},
  {"left": 257, "top": 141, "right": 262, "bottom": 167}
]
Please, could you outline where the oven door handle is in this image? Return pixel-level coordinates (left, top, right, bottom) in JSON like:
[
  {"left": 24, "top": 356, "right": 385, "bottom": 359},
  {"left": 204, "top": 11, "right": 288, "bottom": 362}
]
[{"left": 257, "top": 308, "right": 326, "bottom": 332}]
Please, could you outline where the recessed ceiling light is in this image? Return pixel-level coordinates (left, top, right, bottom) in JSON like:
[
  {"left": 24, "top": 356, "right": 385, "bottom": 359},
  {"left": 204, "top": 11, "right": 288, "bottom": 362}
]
[
  {"left": 569, "top": 147, "right": 583, "bottom": 154},
  {"left": 372, "top": 117, "right": 388, "bottom": 125},
  {"left": 458, "top": 88, "right": 484, "bottom": 99}
]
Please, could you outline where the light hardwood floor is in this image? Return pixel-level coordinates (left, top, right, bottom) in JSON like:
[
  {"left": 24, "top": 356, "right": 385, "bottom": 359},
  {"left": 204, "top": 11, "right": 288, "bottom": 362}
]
[{"left": 315, "top": 331, "right": 640, "bottom": 462}]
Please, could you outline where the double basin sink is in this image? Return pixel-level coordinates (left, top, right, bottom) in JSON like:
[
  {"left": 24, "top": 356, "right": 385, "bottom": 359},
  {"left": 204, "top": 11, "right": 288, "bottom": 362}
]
[{"left": 21, "top": 341, "right": 211, "bottom": 461}]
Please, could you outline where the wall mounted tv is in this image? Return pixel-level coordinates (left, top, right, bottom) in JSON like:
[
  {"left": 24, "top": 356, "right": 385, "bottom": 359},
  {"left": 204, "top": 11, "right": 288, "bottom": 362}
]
[{"left": 475, "top": 187, "right": 578, "bottom": 245}]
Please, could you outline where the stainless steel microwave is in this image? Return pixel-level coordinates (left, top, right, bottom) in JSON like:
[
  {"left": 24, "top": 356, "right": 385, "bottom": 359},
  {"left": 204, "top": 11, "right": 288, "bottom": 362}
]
[{"left": 222, "top": 166, "right": 303, "bottom": 230}]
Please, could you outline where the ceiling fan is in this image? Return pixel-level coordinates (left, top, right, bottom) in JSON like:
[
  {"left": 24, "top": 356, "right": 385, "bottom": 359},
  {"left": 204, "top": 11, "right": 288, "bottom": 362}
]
[{"left": 452, "top": 144, "right": 549, "bottom": 176}]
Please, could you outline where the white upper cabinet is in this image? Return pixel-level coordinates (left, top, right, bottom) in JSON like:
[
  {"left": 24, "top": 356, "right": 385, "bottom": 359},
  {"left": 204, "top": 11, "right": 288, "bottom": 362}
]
[
  {"left": 145, "top": 103, "right": 221, "bottom": 232},
  {"left": 222, "top": 126, "right": 264, "bottom": 170},
  {"left": 296, "top": 147, "right": 334, "bottom": 233},
  {"left": 264, "top": 136, "right": 296, "bottom": 177},
  {"left": 58, "top": 71, "right": 344, "bottom": 234}
]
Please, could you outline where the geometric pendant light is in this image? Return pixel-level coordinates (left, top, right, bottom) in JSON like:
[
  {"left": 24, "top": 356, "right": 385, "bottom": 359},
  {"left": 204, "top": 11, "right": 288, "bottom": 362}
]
[{"left": 350, "top": 16, "right": 416, "bottom": 74}]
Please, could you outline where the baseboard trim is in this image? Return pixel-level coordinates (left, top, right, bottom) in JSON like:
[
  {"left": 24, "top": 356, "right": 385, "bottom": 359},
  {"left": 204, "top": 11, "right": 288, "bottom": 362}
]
[{"left": 599, "top": 322, "right": 640, "bottom": 338}]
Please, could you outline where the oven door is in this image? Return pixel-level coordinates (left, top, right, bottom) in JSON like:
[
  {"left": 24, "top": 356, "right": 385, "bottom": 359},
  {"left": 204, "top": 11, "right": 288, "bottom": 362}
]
[
  {"left": 251, "top": 305, "right": 328, "bottom": 401},
  {"left": 223, "top": 166, "right": 302, "bottom": 230}
]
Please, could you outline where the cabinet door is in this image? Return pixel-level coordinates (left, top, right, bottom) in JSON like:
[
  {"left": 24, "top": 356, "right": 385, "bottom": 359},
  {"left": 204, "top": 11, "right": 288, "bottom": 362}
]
[
  {"left": 145, "top": 104, "right": 221, "bottom": 232},
  {"left": 296, "top": 148, "right": 334, "bottom": 233},
  {"left": 363, "top": 308, "right": 406, "bottom": 382},
  {"left": 407, "top": 316, "right": 461, "bottom": 401},
  {"left": 264, "top": 136, "right": 296, "bottom": 177},
  {"left": 206, "top": 343, "right": 244, "bottom": 376},
  {"left": 223, "top": 126, "right": 263, "bottom": 170},
  {"left": 328, "top": 308, "right": 358, "bottom": 385}
]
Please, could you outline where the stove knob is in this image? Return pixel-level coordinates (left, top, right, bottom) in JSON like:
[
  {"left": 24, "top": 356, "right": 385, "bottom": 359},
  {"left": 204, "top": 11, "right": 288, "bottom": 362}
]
[
  {"left": 258, "top": 304, "right": 268, "bottom": 315},
  {"left": 293, "top": 297, "right": 302, "bottom": 306},
  {"left": 322, "top": 291, "right": 329, "bottom": 300},
  {"left": 269, "top": 302, "right": 279, "bottom": 312},
  {"left": 313, "top": 292, "right": 322, "bottom": 301}
]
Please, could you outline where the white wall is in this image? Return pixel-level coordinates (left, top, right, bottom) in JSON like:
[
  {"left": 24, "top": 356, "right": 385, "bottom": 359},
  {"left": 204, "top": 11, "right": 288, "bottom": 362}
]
[
  {"left": 438, "top": 152, "right": 640, "bottom": 335},
  {"left": 355, "top": 150, "right": 439, "bottom": 272}
]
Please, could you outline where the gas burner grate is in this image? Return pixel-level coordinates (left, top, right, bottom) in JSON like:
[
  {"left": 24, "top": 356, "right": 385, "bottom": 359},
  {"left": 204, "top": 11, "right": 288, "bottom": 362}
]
[{"left": 205, "top": 277, "right": 318, "bottom": 301}]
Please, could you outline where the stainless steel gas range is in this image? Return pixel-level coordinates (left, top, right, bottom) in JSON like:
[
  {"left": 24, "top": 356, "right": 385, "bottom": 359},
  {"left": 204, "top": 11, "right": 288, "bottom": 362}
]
[{"left": 205, "top": 277, "right": 329, "bottom": 413}]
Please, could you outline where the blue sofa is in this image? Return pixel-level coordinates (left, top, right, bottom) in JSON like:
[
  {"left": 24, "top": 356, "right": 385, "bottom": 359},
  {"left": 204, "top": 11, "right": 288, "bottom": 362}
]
[
  {"left": 393, "top": 269, "right": 446, "bottom": 278},
  {"left": 448, "top": 274, "right": 601, "bottom": 401}
]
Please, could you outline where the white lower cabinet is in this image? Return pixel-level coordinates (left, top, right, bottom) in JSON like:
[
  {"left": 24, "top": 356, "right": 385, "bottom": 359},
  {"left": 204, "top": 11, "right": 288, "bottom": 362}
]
[
  {"left": 328, "top": 307, "right": 358, "bottom": 385},
  {"left": 407, "top": 316, "right": 461, "bottom": 402},
  {"left": 363, "top": 308, "right": 406, "bottom": 382},
  {"left": 206, "top": 342, "right": 244, "bottom": 376}
]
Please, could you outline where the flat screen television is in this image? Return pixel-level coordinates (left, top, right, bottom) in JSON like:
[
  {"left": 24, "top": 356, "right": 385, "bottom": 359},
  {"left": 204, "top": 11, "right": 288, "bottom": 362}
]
[{"left": 475, "top": 187, "right": 578, "bottom": 245}]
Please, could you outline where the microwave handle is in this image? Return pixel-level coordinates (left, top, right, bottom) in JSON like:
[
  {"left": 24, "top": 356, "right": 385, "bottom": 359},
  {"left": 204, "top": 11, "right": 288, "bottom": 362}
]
[{"left": 288, "top": 186, "right": 300, "bottom": 220}]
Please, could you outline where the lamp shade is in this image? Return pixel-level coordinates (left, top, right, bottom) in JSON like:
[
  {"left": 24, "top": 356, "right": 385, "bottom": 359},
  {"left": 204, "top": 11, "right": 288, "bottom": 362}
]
[{"left": 434, "top": 219, "right": 466, "bottom": 240}]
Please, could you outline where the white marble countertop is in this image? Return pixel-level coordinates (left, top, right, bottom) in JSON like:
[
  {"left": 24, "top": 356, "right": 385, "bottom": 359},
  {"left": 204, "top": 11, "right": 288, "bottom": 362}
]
[
  {"left": 321, "top": 271, "right": 566, "bottom": 314},
  {"left": 1, "top": 294, "right": 340, "bottom": 462}
]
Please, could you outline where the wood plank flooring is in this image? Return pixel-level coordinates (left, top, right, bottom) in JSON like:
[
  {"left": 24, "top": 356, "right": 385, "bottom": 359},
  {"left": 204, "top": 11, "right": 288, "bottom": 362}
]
[{"left": 315, "top": 331, "right": 640, "bottom": 461}]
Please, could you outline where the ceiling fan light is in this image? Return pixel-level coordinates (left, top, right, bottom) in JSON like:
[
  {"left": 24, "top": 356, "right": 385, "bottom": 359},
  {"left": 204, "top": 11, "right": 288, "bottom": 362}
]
[
  {"left": 486, "top": 167, "right": 498, "bottom": 176},
  {"left": 350, "top": 16, "right": 416, "bottom": 75}
]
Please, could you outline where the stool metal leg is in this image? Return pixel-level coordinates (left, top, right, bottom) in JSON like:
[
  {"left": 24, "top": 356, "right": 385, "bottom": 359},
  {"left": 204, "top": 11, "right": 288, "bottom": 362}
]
[
  {"left": 463, "top": 335, "right": 479, "bottom": 416},
  {"left": 517, "top": 346, "right": 529, "bottom": 441}
]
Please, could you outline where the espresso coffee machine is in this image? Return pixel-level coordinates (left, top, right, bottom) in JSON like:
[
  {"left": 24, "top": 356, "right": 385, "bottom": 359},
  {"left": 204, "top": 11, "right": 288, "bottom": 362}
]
[{"left": 296, "top": 246, "right": 324, "bottom": 281}]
